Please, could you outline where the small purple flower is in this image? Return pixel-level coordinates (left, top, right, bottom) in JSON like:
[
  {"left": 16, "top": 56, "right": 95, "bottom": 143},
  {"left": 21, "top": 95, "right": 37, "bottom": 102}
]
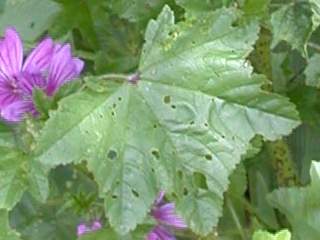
[
  {"left": 146, "top": 191, "right": 187, "bottom": 240},
  {"left": 77, "top": 220, "right": 102, "bottom": 237},
  {"left": 0, "top": 27, "right": 84, "bottom": 122}
]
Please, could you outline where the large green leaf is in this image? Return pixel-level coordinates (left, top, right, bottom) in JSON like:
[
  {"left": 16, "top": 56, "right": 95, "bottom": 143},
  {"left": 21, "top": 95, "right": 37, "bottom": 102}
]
[
  {"left": 268, "top": 161, "right": 320, "bottom": 240},
  {"left": 0, "top": 210, "right": 21, "bottom": 240},
  {"left": 252, "top": 229, "right": 291, "bottom": 240},
  {"left": 0, "top": 147, "right": 48, "bottom": 210},
  {"left": 0, "top": 0, "right": 60, "bottom": 42},
  {"left": 35, "top": 6, "right": 299, "bottom": 235},
  {"left": 271, "top": 2, "right": 313, "bottom": 56}
]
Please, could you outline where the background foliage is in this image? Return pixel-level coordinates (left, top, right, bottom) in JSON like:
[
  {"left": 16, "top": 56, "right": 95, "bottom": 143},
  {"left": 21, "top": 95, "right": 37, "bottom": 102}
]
[{"left": 0, "top": 0, "right": 320, "bottom": 239}]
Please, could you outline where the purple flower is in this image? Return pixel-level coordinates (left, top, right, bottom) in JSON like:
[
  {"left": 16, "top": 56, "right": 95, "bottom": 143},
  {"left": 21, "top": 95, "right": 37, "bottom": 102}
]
[
  {"left": 77, "top": 220, "right": 102, "bottom": 237},
  {"left": 0, "top": 27, "right": 84, "bottom": 122},
  {"left": 146, "top": 191, "right": 187, "bottom": 240}
]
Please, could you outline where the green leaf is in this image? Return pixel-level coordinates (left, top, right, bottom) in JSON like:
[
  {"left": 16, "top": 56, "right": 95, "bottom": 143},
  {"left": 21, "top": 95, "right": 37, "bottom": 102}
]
[
  {"left": 0, "top": 147, "right": 48, "bottom": 209},
  {"left": 287, "top": 124, "right": 320, "bottom": 184},
  {"left": 11, "top": 193, "right": 78, "bottom": 240},
  {"left": 0, "top": 0, "right": 60, "bottom": 42},
  {"left": 268, "top": 161, "right": 320, "bottom": 240},
  {"left": 175, "top": 0, "right": 232, "bottom": 12},
  {"left": 0, "top": 210, "right": 21, "bottom": 240},
  {"left": 35, "top": 6, "right": 299, "bottom": 235},
  {"left": 252, "top": 229, "right": 291, "bottom": 240},
  {"left": 242, "top": 0, "right": 270, "bottom": 21},
  {"left": 79, "top": 228, "right": 120, "bottom": 240},
  {"left": 271, "top": 2, "right": 313, "bottom": 56},
  {"left": 305, "top": 53, "right": 320, "bottom": 87},
  {"left": 49, "top": 0, "right": 99, "bottom": 49},
  {"left": 310, "top": 0, "right": 320, "bottom": 30},
  {"left": 108, "top": 0, "right": 176, "bottom": 25}
]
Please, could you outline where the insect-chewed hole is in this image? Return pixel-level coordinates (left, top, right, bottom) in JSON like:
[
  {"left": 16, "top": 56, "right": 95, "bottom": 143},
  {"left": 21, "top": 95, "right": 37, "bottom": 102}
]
[
  {"left": 163, "top": 95, "right": 171, "bottom": 104},
  {"left": 118, "top": 97, "right": 122, "bottom": 101},
  {"left": 112, "top": 103, "right": 117, "bottom": 108},
  {"left": 151, "top": 149, "right": 160, "bottom": 159},
  {"left": 193, "top": 172, "right": 208, "bottom": 189},
  {"left": 112, "top": 195, "right": 117, "bottom": 199},
  {"left": 111, "top": 111, "right": 115, "bottom": 116},
  {"left": 107, "top": 150, "right": 117, "bottom": 160},
  {"left": 205, "top": 154, "right": 212, "bottom": 160},
  {"left": 132, "top": 189, "right": 139, "bottom": 198},
  {"left": 183, "top": 188, "right": 188, "bottom": 195},
  {"left": 204, "top": 122, "right": 209, "bottom": 127},
  {"left": 171, "top": 105, "right": 176, "bottom": 109}
]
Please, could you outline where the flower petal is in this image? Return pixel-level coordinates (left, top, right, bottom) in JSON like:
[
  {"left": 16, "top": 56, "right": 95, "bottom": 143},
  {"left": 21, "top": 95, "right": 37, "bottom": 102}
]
[
  {"left": 0, "top": 78, "right": 20, "bottom": 108},
  {"left": 146, "top": 225, "right": 176, "bottom": 240},
  {"left": 23, "top": 38, "right": 54, "bottom": 74},
  {"left": 1, "top": 100, "right": 34, "bottom": 122},
  {"left": 0, "top": 27, "right": 23, "bottom": 79},
  {"left": 90, "top": 220, "right": 102, "bottom": 231},
  {"left": 17, "top": 72, "right": 46, "bottom": 96},
  {"left": 46, "top": 44, "right": 83, "bottom": 96},
  {"left": 152, "top": 203, "right": 187, "bottom": 229},
  {"left": 77, "top": 224, "right": 89, "bottom": 237}
]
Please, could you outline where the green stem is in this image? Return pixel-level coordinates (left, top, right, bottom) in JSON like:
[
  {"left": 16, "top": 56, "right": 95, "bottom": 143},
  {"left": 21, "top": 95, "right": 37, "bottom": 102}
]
[
  {"left": 226, "top": 197, "right": 247, "bottom": 240},
  {"left": 97, "top": 73, "right": 130, "bottom": 80},
  {"left": 96, "top": 72, "right": 140, "bottom": 82}
]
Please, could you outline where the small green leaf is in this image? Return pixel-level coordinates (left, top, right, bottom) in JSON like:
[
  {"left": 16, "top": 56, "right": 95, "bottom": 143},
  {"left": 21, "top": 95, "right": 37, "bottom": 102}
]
[
  {"left": 271, "top": 2, "right": 313, "bottom": 56},
  {"left": 305, "top": 53, "right": 320, "bottom": 88},
  {"left": 252, "top": 229, "right": 291, "bottom": 240},
  {"left": 268, "top": 161, "right": 320, "bottom": 240},
  {"left": 0, "top": 210, "right": 21, "bottom": 240},
  {"left": 242, "top": 0, "right": 270, "bottom": 21},
  {"left": 310, "top": 0, "right": 320, "bottom": 30},
  {"left": 0, "top": 147, "right": 48, "bottom": 209},
  {"left": 175, "top": 0, "right": 231, "bottom": 12}
]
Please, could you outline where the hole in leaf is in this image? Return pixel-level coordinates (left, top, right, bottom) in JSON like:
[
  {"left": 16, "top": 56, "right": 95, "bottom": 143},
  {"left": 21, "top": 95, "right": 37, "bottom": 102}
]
[
  {"left": 118, "top": 97, "right": 122, "bottom": 101},
  {"left": 112, "top": 195, "right": 117, "bottom": 199},
  {"left": 183, "top": 188, "right": 188, "bottom": 195},
  {"left": 30, "top": 22, "right": 35, "bottom": 28},
  {"left": 171, "top": 105, "right": 176, "bottom": 109},
  {"left": 132, "top": 189, "right": 139, "bottom": 197},
  {"left": 205, "top": 154, "right": 212, "bottom": 160},
  {"left": 190, "top": 121, "right": 195, "bottom": 125},
  {"left": 151, "top": 168, "right": 155, "bottom": 173},
  {"left": 151, "top": 149, "right": 160, "bottom": 159},
  {"left": 163, "top": 96, "right": 171, "bottom": 104},
  {"left": 107, "top": 150, "right": 117, "bottom": 160},
  {"left": 177, "top": 170, "right": 183, "bottom": 179},
  {"left": 193, "top": 172, "right": 208, "bottom": 189},
  {"left": 112, "top": 103, "right": 117, "bottom": 108},
  {"left": 111, "top": 111, "right": 115, "bottom": 116},
  {"left": 204, "top": 122, "right": 208, "bottom": 127},
  {"left": 153, "top": 124, "right": 158, "bottom": 129}
]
